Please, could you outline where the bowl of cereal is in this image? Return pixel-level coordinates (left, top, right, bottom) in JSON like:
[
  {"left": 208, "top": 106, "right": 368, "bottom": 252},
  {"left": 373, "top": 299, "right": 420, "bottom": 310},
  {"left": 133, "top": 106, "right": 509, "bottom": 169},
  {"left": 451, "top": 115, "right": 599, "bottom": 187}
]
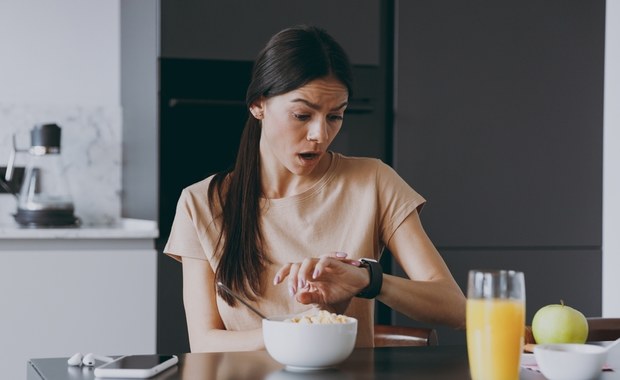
[{"left": 263, "top": 310, "right": 358, "bottom": 371}]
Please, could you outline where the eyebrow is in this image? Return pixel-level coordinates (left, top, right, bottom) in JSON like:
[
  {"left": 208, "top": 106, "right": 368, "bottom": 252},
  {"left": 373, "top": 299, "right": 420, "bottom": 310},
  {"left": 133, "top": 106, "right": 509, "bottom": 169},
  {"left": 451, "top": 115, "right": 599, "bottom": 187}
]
[{"left": 290, "top": 98, "right": 348, "bottom": 111}]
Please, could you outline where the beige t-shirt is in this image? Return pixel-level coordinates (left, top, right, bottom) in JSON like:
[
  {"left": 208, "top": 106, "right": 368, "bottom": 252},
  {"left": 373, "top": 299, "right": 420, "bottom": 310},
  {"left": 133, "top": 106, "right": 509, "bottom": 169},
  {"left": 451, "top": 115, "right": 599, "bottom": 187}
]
[{"left": 164, "top": 153, "right": 426, "bottom": 347}]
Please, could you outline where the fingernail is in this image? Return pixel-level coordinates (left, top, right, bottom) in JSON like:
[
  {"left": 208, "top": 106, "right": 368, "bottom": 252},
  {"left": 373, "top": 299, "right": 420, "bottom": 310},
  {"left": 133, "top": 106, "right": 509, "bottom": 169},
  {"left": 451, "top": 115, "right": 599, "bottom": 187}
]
[
  {"left": 289, "top": 286, "right": 296, "bottom": 296},
  {"left": 273, "top": 275, "right": 280, "bottom": 285},
  {"left": 352, "top": 260, "right": 361, "bottom": 266},
  {"left": 336, "top": 251, "right": 347, "bottom": 258},
  {"left": 312, "top": 268, "right": 320, "bottom": 279}
]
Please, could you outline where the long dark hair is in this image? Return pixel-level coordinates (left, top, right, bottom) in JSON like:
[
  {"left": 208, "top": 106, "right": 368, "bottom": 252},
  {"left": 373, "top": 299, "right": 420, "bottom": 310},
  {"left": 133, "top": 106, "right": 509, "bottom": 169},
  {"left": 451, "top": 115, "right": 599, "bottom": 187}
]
[{"left": 208, "top": 25, "right": 353, "bottom": 306}]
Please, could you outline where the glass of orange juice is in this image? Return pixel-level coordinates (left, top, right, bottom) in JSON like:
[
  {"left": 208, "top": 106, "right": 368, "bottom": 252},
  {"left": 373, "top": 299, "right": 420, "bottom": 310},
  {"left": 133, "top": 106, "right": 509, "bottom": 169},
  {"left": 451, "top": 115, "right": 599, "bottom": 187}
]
[{"left": 466, "top": 270, "right": 525, "bottom": 380}]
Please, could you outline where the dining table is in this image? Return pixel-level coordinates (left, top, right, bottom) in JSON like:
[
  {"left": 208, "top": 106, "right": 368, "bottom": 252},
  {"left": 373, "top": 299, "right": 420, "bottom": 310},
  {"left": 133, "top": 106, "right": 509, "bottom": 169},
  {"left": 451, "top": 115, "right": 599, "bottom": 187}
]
[{"left": 26, "top": 344, "right": 620, "bottom": 380}]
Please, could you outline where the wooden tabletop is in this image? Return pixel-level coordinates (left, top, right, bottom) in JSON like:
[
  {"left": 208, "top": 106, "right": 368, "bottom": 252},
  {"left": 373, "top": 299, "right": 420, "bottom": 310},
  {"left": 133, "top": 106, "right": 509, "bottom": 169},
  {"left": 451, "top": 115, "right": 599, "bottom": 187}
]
[{"left": 27, "top": 345, "right": 620, "bottom": 380}]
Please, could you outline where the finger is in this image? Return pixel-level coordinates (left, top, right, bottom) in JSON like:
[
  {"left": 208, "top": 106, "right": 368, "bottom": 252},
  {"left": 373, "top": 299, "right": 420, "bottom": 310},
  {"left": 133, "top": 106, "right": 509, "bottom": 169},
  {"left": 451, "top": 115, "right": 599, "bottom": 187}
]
[
  {"left": 327, "top": 251, "right": 361, "bottom": 266},
  {"left": 312, "top": 256, "right": 336, "bottom": 279},
  {"left": 296, "top": 289, "right": 322, "bottom": 305},
  {"left": 327, "top": 251, "right": 348, "bottom": 259},
  {"left": 287, "top": 262, "right": 301, "bottom": 296},
  {"left": 297, "top": 258, "right": 318, "bottom": 290},
  {"left": 348, "top": 259, "right": 362, "bottom": 267},
  {"left": 273, "top": 263, "right": 293, "bottom": 285},
  {"left": 341, "top": 259, "right": 362, "bottom": 267}
]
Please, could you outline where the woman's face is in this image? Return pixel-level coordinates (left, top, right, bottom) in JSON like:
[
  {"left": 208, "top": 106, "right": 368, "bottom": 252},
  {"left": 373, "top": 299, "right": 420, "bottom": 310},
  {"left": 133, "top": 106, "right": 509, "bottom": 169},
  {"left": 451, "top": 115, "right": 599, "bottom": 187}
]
[{"left": 252, "top": 76, "right": 348, "bottom": 177}]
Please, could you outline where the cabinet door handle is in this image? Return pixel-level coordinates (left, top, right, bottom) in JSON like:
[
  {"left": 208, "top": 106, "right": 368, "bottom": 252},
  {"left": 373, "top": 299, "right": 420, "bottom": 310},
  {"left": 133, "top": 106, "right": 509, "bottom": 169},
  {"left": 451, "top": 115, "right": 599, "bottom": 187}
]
[
  {"left": 345, "top": 105, "right": 375, "bottom": 115},
  {"left": 168, "top": 98, "right": 246, "bottom": 108},
  {"left": 168, "top": 98, "right": 375, "bottom": 114}
]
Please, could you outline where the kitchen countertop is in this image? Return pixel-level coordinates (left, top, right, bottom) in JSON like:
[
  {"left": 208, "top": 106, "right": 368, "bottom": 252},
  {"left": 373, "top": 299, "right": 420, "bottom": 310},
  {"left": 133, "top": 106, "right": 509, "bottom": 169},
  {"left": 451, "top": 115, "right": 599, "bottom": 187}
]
[{"left": 0, "top": 218, "right": 158, "bottom": 239}]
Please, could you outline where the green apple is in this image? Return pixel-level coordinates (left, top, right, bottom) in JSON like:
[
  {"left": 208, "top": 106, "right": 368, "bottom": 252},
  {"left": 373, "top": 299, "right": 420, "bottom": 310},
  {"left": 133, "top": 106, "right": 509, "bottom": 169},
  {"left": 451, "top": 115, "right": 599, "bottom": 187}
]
[{"left": 531, "top": 301, "right": 589, "bottom": 344}]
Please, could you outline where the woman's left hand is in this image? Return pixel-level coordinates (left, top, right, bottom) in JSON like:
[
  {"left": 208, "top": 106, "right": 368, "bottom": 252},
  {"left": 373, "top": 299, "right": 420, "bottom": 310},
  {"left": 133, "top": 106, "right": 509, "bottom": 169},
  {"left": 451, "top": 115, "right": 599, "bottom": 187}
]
[{"left": 272, "top": 252, "right": 370, "bottom": 314}]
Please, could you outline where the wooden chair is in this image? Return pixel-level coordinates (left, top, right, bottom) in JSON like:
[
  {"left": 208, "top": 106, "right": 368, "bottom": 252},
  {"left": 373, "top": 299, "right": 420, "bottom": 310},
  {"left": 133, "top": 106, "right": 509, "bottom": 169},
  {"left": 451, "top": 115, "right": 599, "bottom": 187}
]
[
  {"left": 585, "top": 318, "right": 620, "bottom": 342},
  {"left": 374, "top": 324, "right": 439, "bottom": 347},
  {"left": 525, "top": 317, "right": 620, "bottom": 345}
]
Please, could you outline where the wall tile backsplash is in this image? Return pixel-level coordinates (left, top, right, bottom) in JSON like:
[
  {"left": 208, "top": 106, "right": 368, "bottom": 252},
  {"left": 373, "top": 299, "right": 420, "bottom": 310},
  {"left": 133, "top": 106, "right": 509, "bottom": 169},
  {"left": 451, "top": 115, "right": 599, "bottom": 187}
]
[{"left": 0, "top": 103, "right": 121, "bottom": 226}]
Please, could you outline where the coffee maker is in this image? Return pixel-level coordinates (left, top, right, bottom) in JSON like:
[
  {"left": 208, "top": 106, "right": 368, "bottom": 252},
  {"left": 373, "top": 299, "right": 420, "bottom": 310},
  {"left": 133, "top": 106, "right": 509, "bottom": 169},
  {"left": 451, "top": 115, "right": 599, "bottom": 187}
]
[{"left": 2, "top": 123, "right": 79, "bottom": 227}]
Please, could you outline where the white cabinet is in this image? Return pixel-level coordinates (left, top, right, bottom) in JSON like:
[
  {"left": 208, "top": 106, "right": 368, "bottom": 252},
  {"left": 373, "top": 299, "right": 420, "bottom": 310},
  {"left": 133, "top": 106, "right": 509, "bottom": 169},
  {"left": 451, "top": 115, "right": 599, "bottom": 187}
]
[{"left": 0, "top": 219, "right": 158, "bottom": 380}]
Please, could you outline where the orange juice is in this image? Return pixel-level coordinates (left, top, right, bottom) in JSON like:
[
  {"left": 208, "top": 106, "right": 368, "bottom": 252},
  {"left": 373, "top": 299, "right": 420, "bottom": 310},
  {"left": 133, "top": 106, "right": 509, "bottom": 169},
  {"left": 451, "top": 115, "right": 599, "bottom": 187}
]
[{"left": 467, "top": 298, "right": 525, "bottom": 380}]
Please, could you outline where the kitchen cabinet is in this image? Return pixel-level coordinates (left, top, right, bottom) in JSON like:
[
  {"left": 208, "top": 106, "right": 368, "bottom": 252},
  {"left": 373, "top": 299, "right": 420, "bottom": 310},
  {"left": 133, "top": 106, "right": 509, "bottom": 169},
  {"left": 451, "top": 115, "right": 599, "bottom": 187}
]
[
  {"left": 0, "top": 219, "right": 158, "bottom": 380},
  {"left": 159, "top": 0, "right": 381, "bottom": 65},
  {"left": 392, "top": 0, "right": 605, "bottom": 344},
  {"left": 394, "top": 0, "right": 604, "bottom": 248}
]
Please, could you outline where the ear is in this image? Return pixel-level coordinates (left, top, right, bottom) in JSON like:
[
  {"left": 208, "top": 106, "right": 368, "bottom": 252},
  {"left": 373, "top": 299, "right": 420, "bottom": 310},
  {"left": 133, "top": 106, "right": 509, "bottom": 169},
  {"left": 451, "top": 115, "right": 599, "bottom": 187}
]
[{"left": 249, "top": 98, "right": 265, "bottom": 120}]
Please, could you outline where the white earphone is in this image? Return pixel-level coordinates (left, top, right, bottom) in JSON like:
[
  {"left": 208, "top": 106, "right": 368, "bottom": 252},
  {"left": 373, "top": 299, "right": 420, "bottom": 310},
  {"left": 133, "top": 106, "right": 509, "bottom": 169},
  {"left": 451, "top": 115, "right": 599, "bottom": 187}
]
[{"left": 67, "top": 352, "right": 114, "bottom": 367}]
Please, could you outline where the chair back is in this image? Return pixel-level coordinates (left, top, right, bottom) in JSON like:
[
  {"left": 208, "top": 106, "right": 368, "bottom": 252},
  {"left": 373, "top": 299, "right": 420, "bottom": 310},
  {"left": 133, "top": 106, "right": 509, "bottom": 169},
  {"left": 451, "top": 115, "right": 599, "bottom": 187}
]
[
  {"left": 374, "top": 324, "right": 439, "bottom": 347},
  {"left": 586, "top": 318, "right": 620, "bottom": 342}
]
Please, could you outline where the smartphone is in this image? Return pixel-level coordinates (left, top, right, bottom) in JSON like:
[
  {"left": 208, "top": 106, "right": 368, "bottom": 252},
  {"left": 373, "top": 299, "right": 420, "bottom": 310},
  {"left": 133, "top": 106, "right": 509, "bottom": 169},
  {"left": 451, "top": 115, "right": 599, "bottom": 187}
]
[{"left": 93, "top": 354, "right": 178, "bottom": 378}]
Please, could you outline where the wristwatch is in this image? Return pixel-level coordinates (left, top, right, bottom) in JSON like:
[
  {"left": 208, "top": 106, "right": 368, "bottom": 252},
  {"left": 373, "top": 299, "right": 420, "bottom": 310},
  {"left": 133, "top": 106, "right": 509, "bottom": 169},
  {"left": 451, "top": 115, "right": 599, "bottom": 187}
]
[{"left": 356, "top": 258, "right": 383, "bottom": 299}]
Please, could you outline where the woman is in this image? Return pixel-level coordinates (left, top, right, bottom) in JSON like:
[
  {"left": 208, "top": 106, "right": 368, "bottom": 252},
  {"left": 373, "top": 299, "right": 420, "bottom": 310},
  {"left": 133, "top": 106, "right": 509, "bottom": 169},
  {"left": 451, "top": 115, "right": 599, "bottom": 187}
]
[{"left": 165, "top": 25, "right": 465, "bottom": 352}]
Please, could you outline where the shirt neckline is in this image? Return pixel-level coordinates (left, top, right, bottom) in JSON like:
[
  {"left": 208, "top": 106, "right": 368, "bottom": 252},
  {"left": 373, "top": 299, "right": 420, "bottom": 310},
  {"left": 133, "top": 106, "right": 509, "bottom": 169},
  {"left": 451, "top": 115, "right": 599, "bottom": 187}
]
[{"left": 260, "top": 152, "right": 341, "bottom": 208}]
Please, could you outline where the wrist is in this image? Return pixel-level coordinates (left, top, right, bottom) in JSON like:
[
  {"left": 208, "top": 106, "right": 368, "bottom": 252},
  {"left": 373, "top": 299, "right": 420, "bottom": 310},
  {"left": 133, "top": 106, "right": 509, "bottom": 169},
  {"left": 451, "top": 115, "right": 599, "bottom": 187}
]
[{"left": 356, "top": 258, "right": 383, "bottom": 299}]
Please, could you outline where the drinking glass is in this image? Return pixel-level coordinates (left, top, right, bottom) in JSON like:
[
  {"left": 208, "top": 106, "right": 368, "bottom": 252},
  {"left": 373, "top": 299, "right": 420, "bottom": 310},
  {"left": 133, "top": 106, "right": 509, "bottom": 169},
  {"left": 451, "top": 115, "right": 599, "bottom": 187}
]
[{"left": 466, "top": 270, "right": 525, "bottom": 380}]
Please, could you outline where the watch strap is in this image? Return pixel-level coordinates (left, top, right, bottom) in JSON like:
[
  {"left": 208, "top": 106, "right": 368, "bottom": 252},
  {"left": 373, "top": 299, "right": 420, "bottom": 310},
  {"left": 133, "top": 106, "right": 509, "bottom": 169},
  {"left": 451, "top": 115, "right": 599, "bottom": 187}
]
[{"left": 356, "top": 258, "right": 383, "bottom": 299}]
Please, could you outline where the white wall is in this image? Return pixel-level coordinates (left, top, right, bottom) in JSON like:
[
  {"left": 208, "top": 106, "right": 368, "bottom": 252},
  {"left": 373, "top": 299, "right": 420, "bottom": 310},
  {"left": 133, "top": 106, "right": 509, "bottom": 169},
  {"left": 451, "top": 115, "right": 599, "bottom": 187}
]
[
  {"left": 0, "top": 0, "right": 122, "bottom": 225},
  {"left": 603, "top": 0, "right": 620, "bottom": 317},
  {"left": 0, "top": 0, "right": 119, "bottom": 106}
]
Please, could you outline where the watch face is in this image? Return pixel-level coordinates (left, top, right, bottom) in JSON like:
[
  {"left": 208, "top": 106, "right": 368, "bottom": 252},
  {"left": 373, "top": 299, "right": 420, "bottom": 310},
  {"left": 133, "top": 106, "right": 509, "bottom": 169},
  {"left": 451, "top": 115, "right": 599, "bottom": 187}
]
[{"left": 361, "top": 258, "right": 378, "bottom": 264}]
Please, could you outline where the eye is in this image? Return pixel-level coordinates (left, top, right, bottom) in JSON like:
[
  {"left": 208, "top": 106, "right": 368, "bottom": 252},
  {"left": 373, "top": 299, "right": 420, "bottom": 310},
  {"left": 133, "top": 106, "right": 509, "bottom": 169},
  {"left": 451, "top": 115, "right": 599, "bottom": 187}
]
[
  {"left": 293, "top": 113, "right": 310, "bottom": 121},
  {"left": 328, "top": 114, "right": 344, "bottom": 122}
]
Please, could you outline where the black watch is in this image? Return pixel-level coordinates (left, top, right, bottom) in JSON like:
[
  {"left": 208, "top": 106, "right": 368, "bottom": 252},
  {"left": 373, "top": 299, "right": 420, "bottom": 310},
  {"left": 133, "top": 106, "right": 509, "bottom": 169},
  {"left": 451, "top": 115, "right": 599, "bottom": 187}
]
[{"left": 356, "top": 258, "right": 383, "bottom": 299}]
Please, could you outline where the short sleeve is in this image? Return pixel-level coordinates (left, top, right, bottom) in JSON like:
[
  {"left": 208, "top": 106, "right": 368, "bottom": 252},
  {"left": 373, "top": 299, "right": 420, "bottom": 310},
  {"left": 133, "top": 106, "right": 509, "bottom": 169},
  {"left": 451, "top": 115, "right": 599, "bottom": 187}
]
[
  {"left": 164, "top": 188, "right": 209, "bottom": 262},
  {"left": 375, "top": 161, "right": 426, "bottom": 245}
]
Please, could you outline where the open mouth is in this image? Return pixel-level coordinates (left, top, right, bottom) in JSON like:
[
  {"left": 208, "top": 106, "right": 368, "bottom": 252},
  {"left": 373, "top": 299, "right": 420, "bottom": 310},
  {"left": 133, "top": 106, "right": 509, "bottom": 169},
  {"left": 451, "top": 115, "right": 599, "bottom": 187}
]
[{"left": 299, "top": 152, "right": 320, "bottom": 161}]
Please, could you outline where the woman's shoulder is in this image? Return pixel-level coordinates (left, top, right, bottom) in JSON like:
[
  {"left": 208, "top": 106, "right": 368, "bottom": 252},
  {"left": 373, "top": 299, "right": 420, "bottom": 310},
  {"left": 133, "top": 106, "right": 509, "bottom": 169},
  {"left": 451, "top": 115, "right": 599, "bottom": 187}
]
[
  {"left": 331, "top": 153, "right": 416, "bottom": 195},
  {"left": 333, "top": 152, "right": 384, "bottom": 168},
  {"left": 175, "top": 174, "right": 226, "bottom": 224},
  {"left": 179, "top": 173, "right": 228, "bottom": 209},
  {"left": 181, "top": 175, "right": 215, "bottom": 198},
  {"left": 332, "top": 153, "right": 394, "bottom": 177}
]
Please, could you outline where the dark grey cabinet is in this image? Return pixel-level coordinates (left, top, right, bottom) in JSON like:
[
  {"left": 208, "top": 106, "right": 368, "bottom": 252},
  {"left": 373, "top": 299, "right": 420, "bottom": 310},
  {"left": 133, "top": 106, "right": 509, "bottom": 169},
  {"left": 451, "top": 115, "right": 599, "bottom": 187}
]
[
  {"left": 160, "top": 0, "right": 381, "bottom": 65},
  {"left": 392, "top": 0, "right": 605, "bottom": 344},
  {"left": 394, "top": 0, "right": 604, "bottom": 248}
]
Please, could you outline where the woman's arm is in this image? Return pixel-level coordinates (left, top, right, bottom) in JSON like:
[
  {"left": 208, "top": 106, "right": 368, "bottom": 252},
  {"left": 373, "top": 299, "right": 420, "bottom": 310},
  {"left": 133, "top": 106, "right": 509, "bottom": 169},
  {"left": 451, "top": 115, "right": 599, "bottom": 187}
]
[
  {"left": 181, "top": 256, "right": 264, "bottom": 352},
  {"left": 380, "top": 209, "right": 466, "bottom": 329},
  {"left": 273, "top": 210, "right": 465, "bottom": 329}
]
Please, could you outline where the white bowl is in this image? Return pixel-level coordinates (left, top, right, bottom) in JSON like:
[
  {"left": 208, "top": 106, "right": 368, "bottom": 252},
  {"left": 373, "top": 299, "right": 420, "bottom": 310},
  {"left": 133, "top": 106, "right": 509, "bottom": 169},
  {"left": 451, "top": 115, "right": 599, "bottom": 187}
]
[
  {"left": 533, "top": 343, "right": 608, "bottom": 380},
  {"left": 263, "top": 315, "right": 357, "bottom": 371}
]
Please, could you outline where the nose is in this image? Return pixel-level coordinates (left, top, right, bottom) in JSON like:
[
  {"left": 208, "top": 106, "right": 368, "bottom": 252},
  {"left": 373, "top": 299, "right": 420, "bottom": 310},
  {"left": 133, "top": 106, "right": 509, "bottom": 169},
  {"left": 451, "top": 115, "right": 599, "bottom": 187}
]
[{"left": 307, "top": 119, "right": 328, "bottom": 143}]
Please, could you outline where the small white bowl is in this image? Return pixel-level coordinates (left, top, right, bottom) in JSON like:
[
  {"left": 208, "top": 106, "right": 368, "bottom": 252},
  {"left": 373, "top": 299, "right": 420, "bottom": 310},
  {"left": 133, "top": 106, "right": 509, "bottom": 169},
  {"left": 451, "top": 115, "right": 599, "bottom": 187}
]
[
  {"left": 534, "top": 343, "right": 608, "bottom": 380},
  {"left": 263, "top": 315, "right": 357, "bottom": 371}
]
